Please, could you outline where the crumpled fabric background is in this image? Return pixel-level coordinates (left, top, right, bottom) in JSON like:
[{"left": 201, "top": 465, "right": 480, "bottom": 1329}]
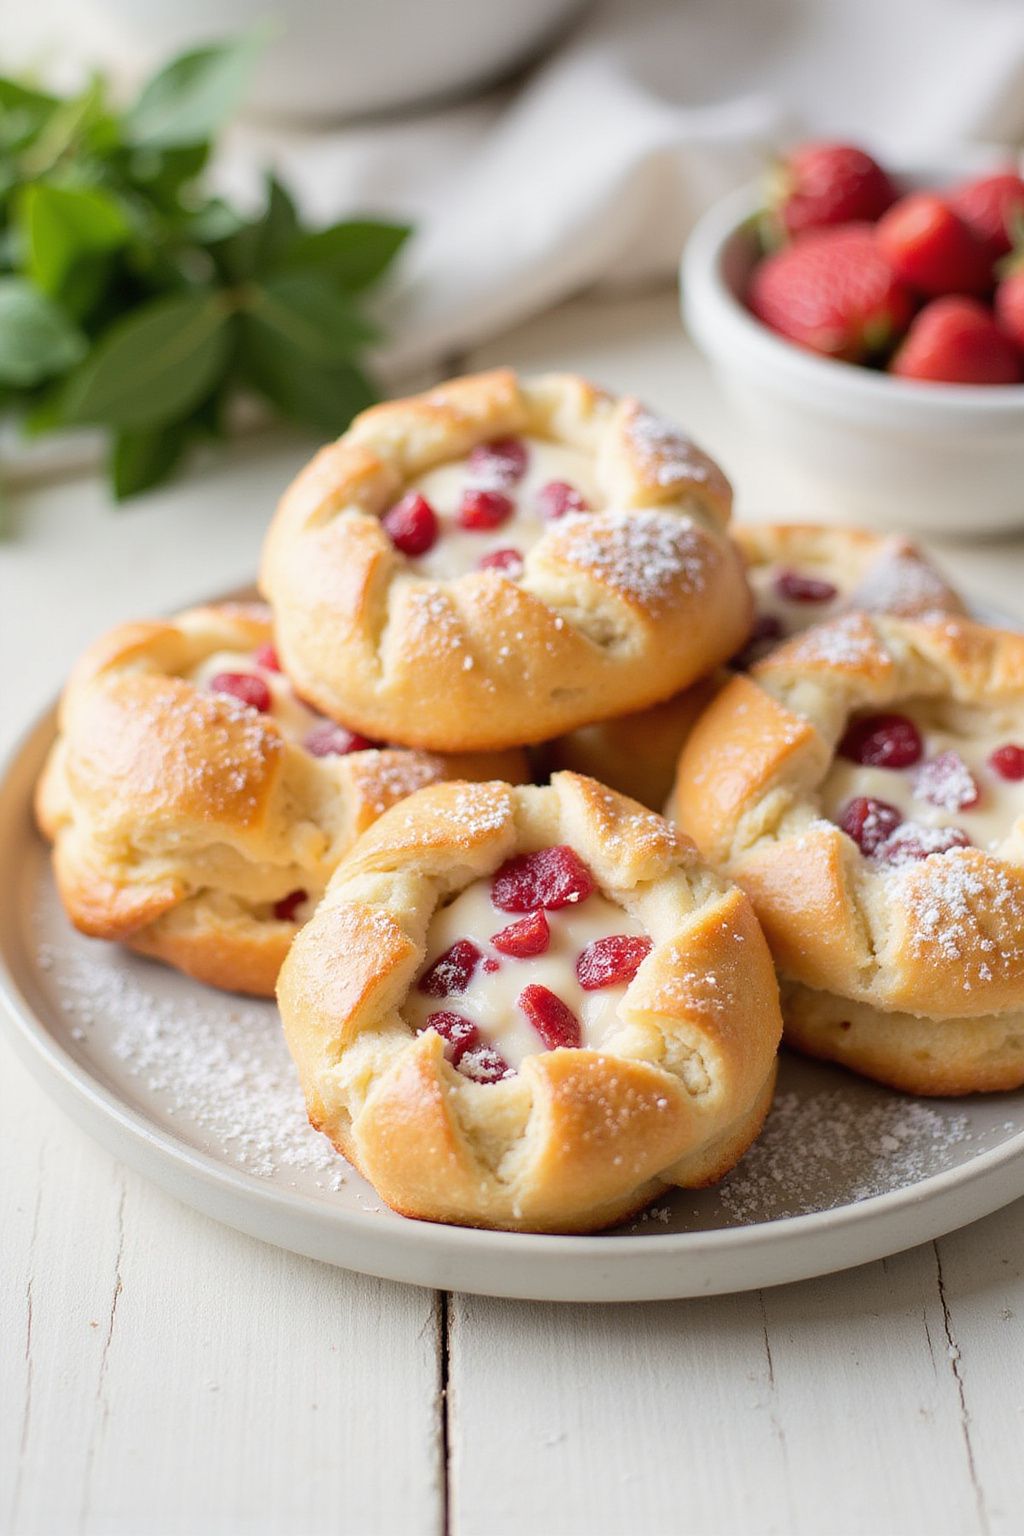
[{"left": 221, "top": 0, "right": 1024, "bottom": 380}]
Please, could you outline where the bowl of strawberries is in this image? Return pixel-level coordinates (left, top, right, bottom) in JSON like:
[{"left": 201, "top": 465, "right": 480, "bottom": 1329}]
[{"left": 682, "top": 143, "right": 1024, "bottom": 533}]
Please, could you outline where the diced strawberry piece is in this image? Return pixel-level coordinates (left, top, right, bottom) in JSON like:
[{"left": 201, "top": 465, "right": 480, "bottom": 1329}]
[
  {"left": 423, "top": 1010, "right": 480, "bottom": 1065},
  {"left": 891, "top": 298, "right": 1022, "bottom": 385},
  {"left": 383, "top": 492, "right": 439, "bottom": 556},
  {"left": 576, "top": 934, "right": 653, "bottom": 990},
  {"left": 769, "top": 143, "right": 896, "bottom": 239},
  {"left": 878, "top": 823, "right": 971, "bottom": 866},
  {"left": 459, "top": 1045, "right": 515, "bottom": 1082},
  {"left": 748, "top": 225, "right": 914, "bottom": 362},
  {"left": 989, "top": 743, "right": 1024, "bottom": 781},
  {"left": 209, "top": 672, "right": 272, "bottom": 712},
  {"left": 536, "top": 480, "right": 590, "bottom": 520},
  {"left": 477, "top": 547, "right": 524, "bottom": 577},
  {"left": 774, "top": 568, "right": 838, "bottom": 604},
  {"left": 518, "top": 984, "right": 582, "bottom": 1050},
  {"left": 417, "top": 939, "right": 483, "bottom": 998},
  {"left": 483, "top": 957, "right": 499, "bottom": 973},
  {"left": 491, "top": 910, "right": 550, "bottom": 957},
  {"left": 949, "top": 172, "right": 1024, "bottom": 260},
  {"left": 914, "top": 750, "right": 980, "bottom": 811},
  {"left": 839, "top": 712, "right": 923, "bottom": 769},
  {"left": 838, "top": 796, "right": 904, "bottom": 856},
  {"left": 995, "top": 268, "right": 1024, "bottom": 355},
  {"left": 877, "top": 193, "right": 993, "bottom": 297},
  {"left": 491, "top": 846, "right": 595, "bottom": 912},
  {"left": 458, "top": 489, "right": 514, "bottom": 531},
  {"left": 731, "top": 612, "right": 785, "bottom": 671},
  {"left": 304, "top": 722, "right": 375, "bottom": 756},
  {"left": 273, "top": 888, "right": 307, "bottom": 922},
  {"left": 254, "top": 642, "right": 281, "bottom": 671},
  {"left": 467, "top": 436, "right": 529, "bottom": 487}
]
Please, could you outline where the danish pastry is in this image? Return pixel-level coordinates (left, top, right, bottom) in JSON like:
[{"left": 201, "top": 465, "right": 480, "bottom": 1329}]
[
  {"left": 259, "top": 369, "right": 752, "bottom": 752},
  {"left": 670, "top": 612, "right": 1024, "bottom": 1095},
  {"left": 547, "top": 522, "right": 964, "bottom": 810},
  {"left": 277, "top": 771, "right": 782, "bottom": 1232},
  {"left": 36, "top": 602, "right": 526, "bottom": 996}
]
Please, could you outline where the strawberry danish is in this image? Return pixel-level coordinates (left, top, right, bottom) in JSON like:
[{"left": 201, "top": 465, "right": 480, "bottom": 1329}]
[
  {"left": 277, "top": 772, "right": 781, "bottom": 1232},
  {"left": 548, "top": 521, "right": 964, "bottom": 811},
  {"left": 259, "top": 368, "right": 751, "bottom": 752},
  {"left": 669, "top": 612, "right": 1024, "bottom": 1095},
  {"left": 36, "top": 602, "right": 525, "bottom": 996}
]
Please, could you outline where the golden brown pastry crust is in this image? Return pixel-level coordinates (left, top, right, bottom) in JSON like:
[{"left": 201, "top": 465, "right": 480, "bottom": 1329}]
[
  {"left": 277, "top": 772, "right": 782, "bottom": 1233},
  {"left": 669, "top": 612, "right": 1024, "bottom": 1095},
  {"left": 259, "top": 369, "right": 752, "bottom": 752},
  {"left": 546, "top": 522, "right": 965, "bottom": 811},
  {"left": 36, "top": 603, "right": 526, "bottom": 996}
]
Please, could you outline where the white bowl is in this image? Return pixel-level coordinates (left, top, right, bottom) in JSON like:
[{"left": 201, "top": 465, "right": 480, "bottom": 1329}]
[{"left": 681, "top": 178, "right": 1024, "bottom": 536}]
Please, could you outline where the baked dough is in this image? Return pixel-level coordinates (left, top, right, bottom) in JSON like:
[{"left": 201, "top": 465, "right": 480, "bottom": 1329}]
[
  {"left": 547, "top": 522, "right": 965, "bottom": 810},
  {"left": 36, "top": 602, "right": 526, "bottom": 996},
  {"left": 277, "top": 771, "right": 782, "bottom": 1233},
  {"left": 669, "top": 611, "right": 1024, "bottom": 1095},
  {"left": 259, "top": 369, "right": 751, "bottom": 752}
]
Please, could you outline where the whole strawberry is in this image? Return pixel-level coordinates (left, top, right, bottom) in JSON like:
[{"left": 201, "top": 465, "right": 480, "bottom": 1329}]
[
  {"left": 748, "top": 224, "right": 914, "bottom": 361},
  {"left": 949, "top": 171, "right": 1024, "bottom": 260},
  {"left": 767, "top": 142, "right": 896, "bottom": 239},
  {"left": 890, "top": 297, "right": 1021, "bottom": 384},
  {"left": 876, "top": 193, "right": 992, "bottom": 297},
  {"left": 995, "top": 266, "right": 1024, "bottom": 355}
]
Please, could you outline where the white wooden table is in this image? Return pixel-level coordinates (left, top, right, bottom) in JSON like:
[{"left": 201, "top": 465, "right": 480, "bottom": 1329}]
[{"left": 4, "top": 289, "right": 1024, "bottom": 1536}]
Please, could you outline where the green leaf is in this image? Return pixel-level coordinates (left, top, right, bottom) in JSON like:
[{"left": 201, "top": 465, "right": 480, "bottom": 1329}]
[
  {"left": 111, "top": 420, "right": 189, "bottom": 499},
  {"left": 210, "top": 174, "right": 299, "bottom": 282},
  {"left": 125, "top": 33, "right": 266, "bottom": 149},
  {"left": 242, "top": 270, "right": 377, "bottom": 365},
  {"left": 19, "top": 183, "right": 131, "bottom": 313},
  {"left": 281, "top": 220, "right": 411, "bottom": 291},
  {"left": 0, "top": 76, "right": 59, "bottom": 154},
  {"left": 241, "top": 319, "right": 376, "bottom": 436},
  {"left": 61, "top": 290, "right": 233, "bottom": 430},
  {"left": 0, "top": 277, "right": 87, "bottom": 386}
]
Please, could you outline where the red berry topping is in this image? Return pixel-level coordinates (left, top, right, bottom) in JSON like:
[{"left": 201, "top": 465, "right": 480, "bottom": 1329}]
[
  {"left": 771, "top": 143, "right": 896, "bottom": 239},
  {"left": 491, "top": 846, "right": 595, "bottom": 913},
  {"left": 383, "top": 492, "right": 439, "bottom": 556},
  {"left": 989, "top": 743, "right": 1024, "bottom": 780},
  {"left": 273, "top": 888, "right": 307, "bottom": 922},
  {"left": 995, "top": 269, "right": 1024, "bottom": 356},
  {"left": 518, "top": 984, "right": 582, "bottom": 1050},
  {"left": 838, "top": 796, "right": 904, "bottom": 856},
  {"left": 209, "top": 672, "right": 272, "bottom": 712},
  {"left": 491, "top": 910, "right": 550, "bottom": 958},
  {"left": 423, "top": 1010, "right": 480, "bottom": 1065},
  {"left": 536, "top": 480, "right": 590, "bottom": 520},
  {"left": 460, "top": 1045, "right": 515, "bottom": 1083},
  {"left": 467, "top": 436, "right": 528, "bottom": 487},
  {"left": 913, "top": 750, "right": 980, "bottom": 811},
  {"left": 254, "top": 642, "right": 281, "bottom": 671},
  {"left": 878, "top": 823, "right": 971, "bottom": 866},
  {"left": 304, "top": 722, "right": 375, "bottom": 756},
  {"left": 731, "top": 612, "right": 785, "bottom": 671},
  {"left": 774, "top": 568, "right": 838, "bottom": 604},
  {"left": 839, "top": 712, "right": 923, "bottom": 769},
  {"left": 576, "top": 934, "right": 653, "bottom": 990},
  {"left": 877, "top": 193, "right": 993, "bottom": 297},
  {"left": 458, "top": 489, "right": 514, "bottom": 531},
  {"left": 748, "top": 225, "right": 914, "bottom": 362},
  {"left": 891, "top": 298, "right": 1022, "bottom": 385},
  {"left": 949, "top": 172, "right": 1024, "bottom": 260},
  {"left": 417, "top": 939, "right": 483, "bottom": 998},
  {"left": 477, "top": 547, "right": 524, "bottom": 577}
]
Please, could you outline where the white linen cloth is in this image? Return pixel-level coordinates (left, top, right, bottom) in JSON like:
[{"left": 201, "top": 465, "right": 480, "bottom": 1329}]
[{"left": 224, "top": 0, "right": 1024, "bottom": 381}]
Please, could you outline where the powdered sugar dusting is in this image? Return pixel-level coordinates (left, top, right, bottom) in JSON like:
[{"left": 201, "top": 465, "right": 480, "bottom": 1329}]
[
  {"left": 773, "top": 612, "right": 881, "bottom": 670},
  {"left": 847, "top": 549, "right": 959, "bottom": 620},
  {"left": 900, "top": 849, "right": 1024, "bottom": 988},
  {"left": 554, "top": 509, "right": 710, "bottom": 607},
  {"left": 625, "top": 406, "right": 712, "bottom": 487}
]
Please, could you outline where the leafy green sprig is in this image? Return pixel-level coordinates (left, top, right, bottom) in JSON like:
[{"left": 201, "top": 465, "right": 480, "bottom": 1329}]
[{"left": 0, "top": 38, "right": 411, "bottom": 497}]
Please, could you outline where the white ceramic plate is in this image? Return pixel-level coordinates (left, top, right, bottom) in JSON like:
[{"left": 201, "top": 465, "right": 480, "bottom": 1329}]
[{"left": 4, "top": 643, "right": 1024, "bottom": 1302}]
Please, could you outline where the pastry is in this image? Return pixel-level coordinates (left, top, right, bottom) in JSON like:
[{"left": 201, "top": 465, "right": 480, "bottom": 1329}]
[
  {"left": 277, "top": 771, "right": 782, "bottom": 1232},
  {"left": 547, "top": 522, "right": 965, "bottom": 810},
  {"left": 259, "top": 368, "right": 752, "bottom": 752},
  {"left": 669, "top": 611, "right": 1024, "bottom": 1095},
  {"left": 36, "top": 602, "right": 526, "bottom": 996}
]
